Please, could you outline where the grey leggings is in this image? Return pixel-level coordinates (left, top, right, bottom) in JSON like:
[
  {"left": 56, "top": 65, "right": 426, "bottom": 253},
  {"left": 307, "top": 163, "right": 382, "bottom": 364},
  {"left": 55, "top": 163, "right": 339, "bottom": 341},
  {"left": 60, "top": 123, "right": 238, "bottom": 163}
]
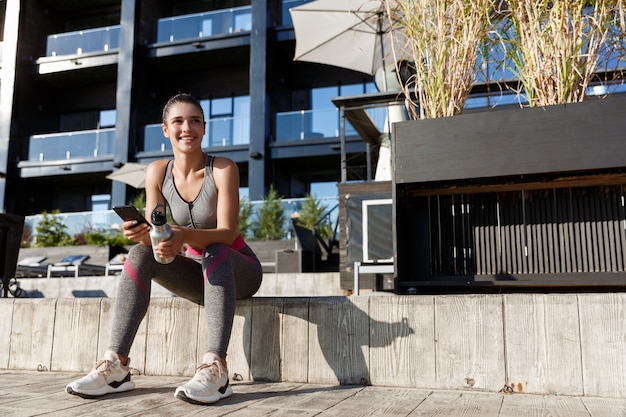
[{"left": 109, "top": 241, "right": 262, "bottom": 359}]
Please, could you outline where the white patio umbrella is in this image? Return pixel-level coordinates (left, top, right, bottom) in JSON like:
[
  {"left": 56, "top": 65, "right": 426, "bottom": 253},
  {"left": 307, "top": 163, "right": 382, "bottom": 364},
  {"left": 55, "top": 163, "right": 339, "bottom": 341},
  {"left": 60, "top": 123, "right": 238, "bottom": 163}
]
[
  {"left": 291, "top": 0, "right": 409, "bottom": 183},
  {"left": 289, "top": 0, "right": 403, "bottom": 77},
  {"left": 106, "top": 163, "right": 148, "bottom": 189}
]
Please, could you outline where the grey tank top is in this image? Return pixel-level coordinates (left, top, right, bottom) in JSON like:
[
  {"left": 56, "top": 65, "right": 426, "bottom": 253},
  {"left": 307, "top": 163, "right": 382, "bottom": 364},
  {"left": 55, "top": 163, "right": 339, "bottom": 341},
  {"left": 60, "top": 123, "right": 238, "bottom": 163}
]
[{"left": 161, "top": 154, "right": 218, "bottom": 230}]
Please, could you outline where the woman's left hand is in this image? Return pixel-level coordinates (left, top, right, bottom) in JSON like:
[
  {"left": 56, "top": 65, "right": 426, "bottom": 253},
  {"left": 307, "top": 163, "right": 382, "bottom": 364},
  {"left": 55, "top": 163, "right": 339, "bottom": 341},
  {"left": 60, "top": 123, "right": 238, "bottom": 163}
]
[{"left": 155, "top": 227, "right": 186, "bottom": 259}]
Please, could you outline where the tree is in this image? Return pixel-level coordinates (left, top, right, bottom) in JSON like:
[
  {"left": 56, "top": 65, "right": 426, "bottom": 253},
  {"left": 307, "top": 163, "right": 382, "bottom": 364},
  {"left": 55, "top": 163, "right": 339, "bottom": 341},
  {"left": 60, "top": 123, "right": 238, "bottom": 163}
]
[
  {"left": 294, "top": 193, "right": 334, "bottom": 240},
  {"left": 253, "top": 186, "right": 286, "bottom": 241},
  {"left": 35, "top": 210, "right": 76, "bottom": 247}
]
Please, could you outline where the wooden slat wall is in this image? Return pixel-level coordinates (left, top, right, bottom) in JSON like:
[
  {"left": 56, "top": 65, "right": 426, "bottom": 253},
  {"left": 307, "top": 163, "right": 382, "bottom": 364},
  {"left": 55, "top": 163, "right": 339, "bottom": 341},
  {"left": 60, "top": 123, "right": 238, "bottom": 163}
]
[
  {"left": 2, "top": 294, "right": 626, "bottom": 397},
  {"left": 428, "top": 186, "right": 626, "bottom": 276}
]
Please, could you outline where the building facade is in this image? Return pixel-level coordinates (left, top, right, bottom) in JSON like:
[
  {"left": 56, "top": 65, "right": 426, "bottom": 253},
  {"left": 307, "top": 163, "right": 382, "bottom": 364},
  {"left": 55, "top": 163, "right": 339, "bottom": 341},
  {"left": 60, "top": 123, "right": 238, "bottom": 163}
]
[{"left": 0, "top": 0, "right": 380, "bottom": 216}]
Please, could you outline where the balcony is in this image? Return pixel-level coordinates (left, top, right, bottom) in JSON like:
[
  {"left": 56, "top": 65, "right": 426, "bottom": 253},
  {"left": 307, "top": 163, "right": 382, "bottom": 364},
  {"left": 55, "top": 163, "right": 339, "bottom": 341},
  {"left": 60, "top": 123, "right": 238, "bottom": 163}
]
[
  {"left": 46, "top": 25, "right": 120, "bottom": 57},
  {"left": 156, "top": 6, "right": 252, "bottom": 43},
  {"left": 280, "top": 0, "right": 313, "bottom": 26},
  {"left": 275, "top": 108, "right": 386, "bottom": 142},
  {"left": 27, "top": 128, "right": 115, "bottom": 162},
  {"left": 143, "top": 115, "right": 251, "bottom": 152}
]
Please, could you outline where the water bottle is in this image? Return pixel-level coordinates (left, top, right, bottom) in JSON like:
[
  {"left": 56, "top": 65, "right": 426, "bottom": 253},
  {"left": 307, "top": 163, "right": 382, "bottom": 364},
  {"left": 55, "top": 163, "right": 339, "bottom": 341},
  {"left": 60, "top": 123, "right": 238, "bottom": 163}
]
[{"left": 150, "top": 203, "right": 175, "bottom": 264}]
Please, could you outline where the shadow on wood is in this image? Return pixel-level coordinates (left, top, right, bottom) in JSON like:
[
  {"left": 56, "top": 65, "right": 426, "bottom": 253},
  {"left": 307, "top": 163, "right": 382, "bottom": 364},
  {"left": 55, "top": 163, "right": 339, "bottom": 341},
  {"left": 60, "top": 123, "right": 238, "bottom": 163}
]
[{"left": 239, "top": 297, "right": 414, "bottom": 385}]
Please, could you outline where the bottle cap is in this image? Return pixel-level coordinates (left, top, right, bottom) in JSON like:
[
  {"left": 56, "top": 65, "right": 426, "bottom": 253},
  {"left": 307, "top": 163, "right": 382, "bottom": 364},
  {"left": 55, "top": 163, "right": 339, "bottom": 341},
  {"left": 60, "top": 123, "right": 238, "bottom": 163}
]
[{"left": 151, "top": 203, "right": 168, "bottom": 226}]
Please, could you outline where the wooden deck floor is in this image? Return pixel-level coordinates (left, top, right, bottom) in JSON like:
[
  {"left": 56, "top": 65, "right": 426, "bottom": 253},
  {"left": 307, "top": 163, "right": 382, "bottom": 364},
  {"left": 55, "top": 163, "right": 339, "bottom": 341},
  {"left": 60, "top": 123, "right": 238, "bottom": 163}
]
[{"left": 2, "top": 371, "right": 625, "bottom": 416}]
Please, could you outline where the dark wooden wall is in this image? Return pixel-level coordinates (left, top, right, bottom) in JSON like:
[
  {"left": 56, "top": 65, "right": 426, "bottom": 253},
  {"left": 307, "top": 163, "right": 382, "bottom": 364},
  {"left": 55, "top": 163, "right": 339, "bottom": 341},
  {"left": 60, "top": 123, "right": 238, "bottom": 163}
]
[{"left": 394, "top": 94, "right": 626, "bottom": 186}]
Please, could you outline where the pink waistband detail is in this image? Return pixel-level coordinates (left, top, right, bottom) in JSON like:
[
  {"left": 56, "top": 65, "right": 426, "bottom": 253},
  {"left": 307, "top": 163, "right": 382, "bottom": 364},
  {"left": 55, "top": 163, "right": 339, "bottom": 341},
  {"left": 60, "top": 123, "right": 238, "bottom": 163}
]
[
  {"left": 230, "top": 234, "right": 247, "bottom": 250},
  {"left": 187, "top": 234, "right": 246, "bottom": 257}
]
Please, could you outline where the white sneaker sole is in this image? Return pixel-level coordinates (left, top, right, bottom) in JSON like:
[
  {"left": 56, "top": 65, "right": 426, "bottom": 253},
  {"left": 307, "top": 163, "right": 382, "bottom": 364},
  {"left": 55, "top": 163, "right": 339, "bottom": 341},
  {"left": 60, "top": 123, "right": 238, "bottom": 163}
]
[
  {"left": 66, "top": 380, "right": 135, "bottom": 398},
  {"left": 174, "top": 383, "right": 233, "bottom": 405}
]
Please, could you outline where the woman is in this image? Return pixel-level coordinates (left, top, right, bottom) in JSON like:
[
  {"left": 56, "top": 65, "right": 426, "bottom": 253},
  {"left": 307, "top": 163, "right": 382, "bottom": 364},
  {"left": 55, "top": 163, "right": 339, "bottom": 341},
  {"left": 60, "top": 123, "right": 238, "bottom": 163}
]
[{"left": 66, "top": 93, "right": 263, "bottom": 405}]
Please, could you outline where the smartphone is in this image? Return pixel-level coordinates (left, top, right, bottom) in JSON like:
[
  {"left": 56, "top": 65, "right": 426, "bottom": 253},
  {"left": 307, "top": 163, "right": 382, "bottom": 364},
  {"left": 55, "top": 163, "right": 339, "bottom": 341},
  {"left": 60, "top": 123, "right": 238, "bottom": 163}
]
[{"left": 113, "top": 205, "right": 149, "bottom": 227}]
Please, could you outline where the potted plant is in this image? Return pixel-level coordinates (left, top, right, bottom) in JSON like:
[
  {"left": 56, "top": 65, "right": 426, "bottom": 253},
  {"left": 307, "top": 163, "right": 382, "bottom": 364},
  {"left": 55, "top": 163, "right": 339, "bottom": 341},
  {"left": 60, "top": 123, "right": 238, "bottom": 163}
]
[{"left": 384, "top": 0, "right": 626, "bottom": 292}]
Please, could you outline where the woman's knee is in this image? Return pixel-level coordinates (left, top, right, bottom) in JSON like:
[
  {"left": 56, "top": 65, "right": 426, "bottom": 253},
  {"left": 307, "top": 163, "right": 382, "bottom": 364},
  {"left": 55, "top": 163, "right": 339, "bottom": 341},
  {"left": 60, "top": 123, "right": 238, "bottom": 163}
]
[
  {"left": 202, "top": 243, "right": 230, "bottom": 260},
  {"left": 127, "top": 243, "right": 153, "bottom": 260}
]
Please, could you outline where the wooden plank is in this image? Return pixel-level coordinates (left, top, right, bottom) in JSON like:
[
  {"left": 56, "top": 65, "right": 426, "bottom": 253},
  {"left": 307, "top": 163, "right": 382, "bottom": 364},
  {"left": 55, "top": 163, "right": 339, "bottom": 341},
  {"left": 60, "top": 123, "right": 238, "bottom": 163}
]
[
  {"left": 556, "top": 189, "right": 571, "bottom": 273},
  {"left": 500, "top": 394, "right": 589, "bottom": 417},
  {"left": 318, "top": 386, "right": 432, "bottom": 416},
  {"left": 369, "top": 295, "right": 436, "bottom": 387},
  {"left": 51, "top": 298, "right": 102, "bottom": 372},
  {"left": 598, "top": 189, "right": 610, "bottom": 271},
  {"left": 434, "top": 294, "right": 505, "bottom": 392},
  {"left": 578, "top": 293, "right": 626, "bottom": 397},
  {"left": 9, "top": 298, "right": 56, "bottom": 371},
  {"left": 584, "top": 193, "right": 596, "bottom": 271},
  {"left": 410, "top": 391, "right": 503, "bottom": 416},
  {"left": 605, "top": 188, "right": 618, "bottom": 271},
  {"left": 0, "top": 299, "right": 14, "bottom": 369},
  {"left": 225, "top": 298, "right": 253, "bottom": 381},
  {"left": 582, "top": 397, "right": 626, "bottom": 417},
  {"left": 235, "top": 383, "right": 363, "bottom": 416},
  {"left": 96, "top": 297, "right": 149, "bottom": 375},
  {"left": 574, "top": 191, "right": 586, "bottom": 272},
  {"left": 281, "top": 297, "right": 310, "bottom": 383},
  {"left": 618, "top": 185, "right": 626, "bottom": 271},
  {"left": 308, "top": 297, "right": 370, "bottom": 385},
  {"left": 400, "top": 173, "right": 626, "bottom": 197},
  {"left": 503, "top": 294, "right": 583, "bottom": 395},
  {"left": 249, "top": 297, "right": 283, "bottom": 381},
  {"left": 144, "top": 297, "right": 200, "bottom": 376}
]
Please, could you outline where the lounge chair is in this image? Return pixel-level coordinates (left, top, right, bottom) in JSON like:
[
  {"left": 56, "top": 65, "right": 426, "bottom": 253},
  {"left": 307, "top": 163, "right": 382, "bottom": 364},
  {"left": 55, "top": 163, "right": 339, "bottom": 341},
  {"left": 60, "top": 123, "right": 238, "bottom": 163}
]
[
  {"left": 16, "top": 256, "right": 50, "bottom": 278},
  {"left": 46, "top": 255, "right": 105, "bottom": 278},
  {"left": 105, "top": 252, "right": 127, "bottom": 277}
]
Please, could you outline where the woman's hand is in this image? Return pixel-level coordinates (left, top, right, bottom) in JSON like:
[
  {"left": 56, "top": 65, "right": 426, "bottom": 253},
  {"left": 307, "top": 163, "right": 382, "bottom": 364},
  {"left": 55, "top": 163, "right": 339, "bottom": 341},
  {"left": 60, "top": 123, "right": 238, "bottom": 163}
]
[
  {"left": 122, "top": 220, "right": 151, "bottom": 243},
  {"left": 154, "top": 226, "right": 186, "bottom": 259}
]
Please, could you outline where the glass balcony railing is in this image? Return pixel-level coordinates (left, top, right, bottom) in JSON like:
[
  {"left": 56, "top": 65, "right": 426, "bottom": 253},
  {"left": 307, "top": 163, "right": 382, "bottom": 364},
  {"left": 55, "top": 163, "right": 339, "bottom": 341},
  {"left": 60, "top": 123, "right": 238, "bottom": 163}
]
[
  {"left": 28, "top": 128, "right": 115, "bottom": 161},
  {"left": 143, "top": 125, "right": 171, "bottom": 152},
  {"left": 157, "top": 6, "right": 252, "bottom": 43},
  {"left": 46, "top": 25, "right": 120, "bottom": 57},
  {"left": 281, "top": 0, "right": 313, "bottom": 26},
  {"left": 143, "top": 115, "right": 251, "bottom": 152},
  {"left": 275, "top": 107, "right": 387, "bottom": 142},
  {"left": 24, "top": 195, "right": 339, "bottom": 242}
]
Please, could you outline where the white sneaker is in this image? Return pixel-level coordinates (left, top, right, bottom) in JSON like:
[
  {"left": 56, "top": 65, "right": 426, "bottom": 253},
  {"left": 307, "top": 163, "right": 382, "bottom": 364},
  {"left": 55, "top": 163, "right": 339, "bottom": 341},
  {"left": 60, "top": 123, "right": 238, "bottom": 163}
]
[
  {"left": 175, "top": 360, "right": 232, "bottom": 405},
  {"left": 65, "top": 352, "right": 135, "bottom": 398}
]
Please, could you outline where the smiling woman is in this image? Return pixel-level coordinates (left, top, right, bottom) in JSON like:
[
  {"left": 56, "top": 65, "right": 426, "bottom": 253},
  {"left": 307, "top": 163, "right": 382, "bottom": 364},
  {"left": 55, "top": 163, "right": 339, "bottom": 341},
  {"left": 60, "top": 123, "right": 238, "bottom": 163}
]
[{"left": 66, "top": 93, "right": 263, "bottom": 405}]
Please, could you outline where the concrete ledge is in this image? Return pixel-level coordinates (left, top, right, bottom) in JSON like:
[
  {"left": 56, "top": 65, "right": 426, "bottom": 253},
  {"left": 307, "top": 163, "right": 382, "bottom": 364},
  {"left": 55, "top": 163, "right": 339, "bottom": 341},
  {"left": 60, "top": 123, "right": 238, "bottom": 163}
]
[
  {"left": 1, "top": 294, "right": 625, "bottom": 398},
  {"left": 13, "top": 272, "right": 343, "bottom": 298}
]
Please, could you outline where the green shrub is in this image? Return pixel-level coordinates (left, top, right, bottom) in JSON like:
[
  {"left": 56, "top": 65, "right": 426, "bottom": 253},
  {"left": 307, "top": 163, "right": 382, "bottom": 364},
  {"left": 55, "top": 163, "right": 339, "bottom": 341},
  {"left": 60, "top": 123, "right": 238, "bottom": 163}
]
[
  {"left": 239, "top": 197, "right": 253, "bottom": 239},
  {"left": 74, "top": 226, "right": 133, "bottom": 247}
]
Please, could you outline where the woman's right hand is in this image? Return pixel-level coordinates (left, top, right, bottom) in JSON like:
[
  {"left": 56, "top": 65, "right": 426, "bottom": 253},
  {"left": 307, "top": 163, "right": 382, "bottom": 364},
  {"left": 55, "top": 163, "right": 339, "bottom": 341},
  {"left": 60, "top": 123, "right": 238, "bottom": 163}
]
[{"left": 122, "top": 220, "right": 151, "bottom": 243}]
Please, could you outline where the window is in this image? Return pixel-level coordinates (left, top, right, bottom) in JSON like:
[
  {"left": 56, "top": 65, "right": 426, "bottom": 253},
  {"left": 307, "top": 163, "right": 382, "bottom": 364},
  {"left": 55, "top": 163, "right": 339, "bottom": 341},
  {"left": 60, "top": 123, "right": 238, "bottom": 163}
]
[
  {"left": 99, "top": 110, "right": 116, "bottom": 128},
  {"left": 200, "top": 95, "right": 250, "bottom": 147}
]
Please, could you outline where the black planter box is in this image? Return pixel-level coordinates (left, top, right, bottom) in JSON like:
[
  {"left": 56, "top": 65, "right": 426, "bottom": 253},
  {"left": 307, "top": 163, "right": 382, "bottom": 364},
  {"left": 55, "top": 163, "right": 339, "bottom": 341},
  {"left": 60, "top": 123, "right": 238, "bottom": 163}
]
[{"left": 392, "top": 93, "right": 626, "bottom": 293}]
